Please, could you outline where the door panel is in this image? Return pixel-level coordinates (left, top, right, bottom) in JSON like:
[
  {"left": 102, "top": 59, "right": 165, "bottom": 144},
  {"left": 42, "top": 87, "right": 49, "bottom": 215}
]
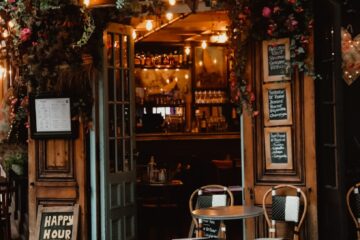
[{"left": 100, "top": 23, "right": 136, "bottom": 240}]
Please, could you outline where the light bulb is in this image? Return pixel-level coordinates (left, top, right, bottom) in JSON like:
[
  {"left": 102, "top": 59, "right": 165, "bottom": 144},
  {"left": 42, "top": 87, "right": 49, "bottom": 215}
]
[
  {"left": 132, "top": 30, "right": 137, "bottom": 40},
  {"left": 83, "top": 0, "right": 90, "bottom": 7},
  {"left": 145, "top": 20, "right": 153, "bottom": 31},
  {"left": 201, "top": 40, "right": 207, "bottom": 49},
  {"left": 185, "top": 46, "right": 191, "bottom": 55},
  {"left": 166, "top": 12, "right": 173, "bottom": 21},
  {"left": 217, "top": 33, "right": 228, "bottom": 43},
  {"left": 169, "top": 0, "right": 176, "bottom": 6}
]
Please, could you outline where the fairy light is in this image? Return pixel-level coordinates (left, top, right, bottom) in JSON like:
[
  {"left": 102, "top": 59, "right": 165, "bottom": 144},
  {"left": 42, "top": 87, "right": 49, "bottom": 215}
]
[
  {"left": 166, "top": 12, "right": 173, "bottom": 21},
  {"left": 168, "top": 0, "right": 176, "bottom": 6},
  {"left": 132, "top": 30, "right": 137, "bottom": 40},
  {"left": 145, "top": 20, "right": 153, "bottom": 31},
  {"left": 185, "top": 46, "right": 191, "bottom": 55},
  {"left": 201, "top": 40, "right": 207, "bottom": 49},
  {"left": 185, "top": 74, "right": 189, "bottom": 79}
]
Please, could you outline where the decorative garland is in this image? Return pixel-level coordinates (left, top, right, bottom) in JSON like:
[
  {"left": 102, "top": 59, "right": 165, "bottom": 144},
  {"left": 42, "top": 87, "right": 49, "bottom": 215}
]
[{"left": 219, "top": 0, "right": 313, "bottom": 115}]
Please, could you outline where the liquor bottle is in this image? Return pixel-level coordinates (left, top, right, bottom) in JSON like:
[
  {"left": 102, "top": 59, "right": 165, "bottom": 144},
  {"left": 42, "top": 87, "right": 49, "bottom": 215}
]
[{"left": 200, "top": 112, "right": 207, "bottom": 132}]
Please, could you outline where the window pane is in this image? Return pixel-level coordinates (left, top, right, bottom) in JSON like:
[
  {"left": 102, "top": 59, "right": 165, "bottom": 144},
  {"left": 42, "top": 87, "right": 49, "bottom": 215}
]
[
  {"left": 116, "top": 69, "right": 123, "bottom": 102},
  {"left": 114, "top": 34, "right": 120, "bottom": 68},
  {"left": 117, "top": 139, "right": 124, "bottom": 172},
  {"left": 116, "top": 105, "right": 123, "bottom": 138},
  {"left": 108, "top": 104, "right": 115, "bottom": 138},
  {"left": 107, "top": 33, "right": 114, "bottom": 66},
  {"left": 109, "top": 139, "right": 115, "bottom": 173},
  {"left": 124, "top": 104, "right": 130, "bottom": 137},
  {"left": 124, "top": 70, "right": 130, "bottom": 102},
  {"left": 108, "top": 69, "right": 115, "bottom": 101},
  {"left": 122, "top": 35, "right": 129, "bottom": 68}
]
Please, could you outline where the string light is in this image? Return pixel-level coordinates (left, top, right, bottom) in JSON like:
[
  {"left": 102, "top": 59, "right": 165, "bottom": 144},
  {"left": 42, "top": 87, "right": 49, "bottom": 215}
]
[
  {"left": 145, "top": 20, "right": 153, "bottom": 31},
  {"left": 185, "top": 46, "right": 191, "bottom": 55},
  {"left": 201, "top": 40, "right": 207, "bottom": 49},
  {"left": 168, "top": 0, "right": 176, "bottom": 6},
  {"left": 83, "top": 0, "right": 90, "bottom": 7},
  {"left": 166, "top": 12, "right": 174, "bottom": 21}
]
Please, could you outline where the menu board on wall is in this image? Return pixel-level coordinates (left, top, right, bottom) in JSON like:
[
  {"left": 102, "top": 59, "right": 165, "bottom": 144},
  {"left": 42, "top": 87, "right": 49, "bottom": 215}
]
[
  {"left": 35, "top": 205, "right": 79, "bottom": 240},
  {"left": 265, "top": 127, "right": 293, "bottom": 170},
  {"left": 263, "top": 82, "right": 292, "bottom": 126},
  {"left": 262, "top": 38, "right": 290, "bottom": 82}
]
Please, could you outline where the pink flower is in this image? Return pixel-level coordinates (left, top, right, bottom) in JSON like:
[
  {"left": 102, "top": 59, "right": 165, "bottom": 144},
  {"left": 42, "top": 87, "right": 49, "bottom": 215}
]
[
  {"left": 288, "top": 0, "right": 296, "bottom": 4},
  {"left": 20, "top": 28, "right": 31, "bottom": 42},
  {"left": 262, "top": 7, "right": 272, "bottom": 18},
  {"left": 7, "top": 0, "right": 15, "bottom": 3},
  {"left": 273, "top": 6, "right": 281, "bottom": 14}
]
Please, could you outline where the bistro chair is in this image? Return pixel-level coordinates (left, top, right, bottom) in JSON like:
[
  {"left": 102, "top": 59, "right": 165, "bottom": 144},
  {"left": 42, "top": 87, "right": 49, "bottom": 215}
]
[
  {"left": 0, "top": 179, "right": 14, "bottom": 240},
  {"left": 346, "top": 182, "right": 360, "bottom": 240},
  {"left": 255, "top": 184, "right": 307, "bottom": 240},
  {"left": 188, "top": 184, "right": 234, "bottom": 239}
]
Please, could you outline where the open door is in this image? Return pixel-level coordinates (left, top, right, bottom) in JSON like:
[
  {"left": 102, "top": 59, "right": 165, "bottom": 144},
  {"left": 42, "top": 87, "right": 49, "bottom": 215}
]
[{"left": 98, "top": 23, "right": 137, "bottom": 240}]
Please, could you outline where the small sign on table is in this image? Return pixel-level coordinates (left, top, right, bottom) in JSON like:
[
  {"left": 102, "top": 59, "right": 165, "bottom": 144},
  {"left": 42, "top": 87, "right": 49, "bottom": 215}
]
[{"left": 35, "top": 204, "right": 79, "bottom": 240}]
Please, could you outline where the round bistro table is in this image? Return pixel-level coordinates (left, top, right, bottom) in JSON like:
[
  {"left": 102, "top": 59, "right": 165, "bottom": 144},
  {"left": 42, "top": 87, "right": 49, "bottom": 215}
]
[{"left": 191, "top": 205, "right": 264, "bottom": 239}]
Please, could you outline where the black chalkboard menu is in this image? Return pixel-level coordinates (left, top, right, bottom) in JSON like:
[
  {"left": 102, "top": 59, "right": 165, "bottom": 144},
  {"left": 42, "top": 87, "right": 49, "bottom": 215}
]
[
  {"left": 268, "top": 88, "right": 287, "bottom": 120},
  {"left": 263, "top": 82, "right": 292, "bottom": 126},
  {"left": 262, "top": 38, "right": 290, "bottom": 82},
  {"left": 267, "top": 44, "right": 287, "bottom": 76},
  {"left": 35, "top": 205, "right": 79, "bottom": 240},
  {"left": 269, "top": 132, "right": 288, "bottom": 163}
]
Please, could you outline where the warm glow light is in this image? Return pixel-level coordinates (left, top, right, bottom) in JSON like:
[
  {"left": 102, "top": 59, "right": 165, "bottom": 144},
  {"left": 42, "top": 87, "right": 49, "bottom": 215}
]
[
  {"left": 168, "top": 0, "right": 176, "bottom": 6},
  {"left": 217, "top": 33, "right": 228, "bottom": 43},
  {"left": 166, "top": 12, "right": 173, "bottom": 21},
  {"left": 132, "top": 30, "right": 137, "bottom": 39},
  {"left": 175, "top": 77, "right": 178, "bottom": 82},
  {"left": 83, "top": 0, "right": 90, "bottom": 7},
  {"left": 185, "top": 46, "right": 191, "bottom": 55},
  {"left": 185, "top": 74, "right": 189, "bottom": 79},
  {"left": 8, "top": 20, "right": 15, "bottom": 28},
  {"left": 199, "top": 61, "right": 203, "bottom": 66},
  {"left": 145, "top": 20, "right": 153, "bottom": 31},
  {"left": 166, "top": 79, "right": 170, "bottom": 84},
  {"left": 213, "top": 59, "right": 217, "bottom": 64},
  {"left": 201, "top": 40, "right": 207, "bottom": 49},
  {"left": 2, "top": 30, "right": 9, "bottom": 38},
  {"left": 0, "top": 66, "right": 6, "bottom": 77}
]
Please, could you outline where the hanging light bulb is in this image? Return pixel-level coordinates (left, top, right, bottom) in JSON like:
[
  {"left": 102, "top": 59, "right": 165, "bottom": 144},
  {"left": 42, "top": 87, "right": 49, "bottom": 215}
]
[
  {"left": 185, "top": 46, "right": 191, "bottom": 55},
  {"left": 145, "top": 20, "right": 153, "bottom": 31},
  {"left": 217, "top": 32, "right": 228, "bottom": 43},
  {"left": 83, "top": 0, "right": 90, "bottom": 7},
  {"left": 169, "top": 0, "right": 176, "bottom": 6},
  {"left": 166, "top": 12, "right": 174, "bottom": 21},
  {"left": 132, "top": 30, "right": 137, "bottom": 40},
  {"left": 201, "top": 40, "right": 207, "bottom": 49}
]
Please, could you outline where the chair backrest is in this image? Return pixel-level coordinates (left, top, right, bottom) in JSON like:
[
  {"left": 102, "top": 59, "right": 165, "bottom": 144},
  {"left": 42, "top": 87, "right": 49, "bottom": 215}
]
[
  {"left": 346, "top": 183, "right": 360, "bottom": 240},
  {"left": 188, "top": 184, "right": 234, "bottom": 238},
  {"left": 262, "top": 184, "right": 307, "bottom": 240}
]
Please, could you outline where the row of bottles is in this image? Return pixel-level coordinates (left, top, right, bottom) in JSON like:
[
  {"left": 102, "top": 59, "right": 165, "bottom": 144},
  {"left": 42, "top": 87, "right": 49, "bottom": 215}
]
[
  {"left": 194, "top": 90, "right": 227, "bottom": 104},
  {"left": 134, "top": 50, "right": 191, "bottom": 68}
]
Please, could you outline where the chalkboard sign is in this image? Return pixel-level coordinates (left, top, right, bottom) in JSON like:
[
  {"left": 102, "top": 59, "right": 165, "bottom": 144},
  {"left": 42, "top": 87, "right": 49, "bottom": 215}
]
[
  {"left": 265, "top": 127, "right": 293, "bottom": 170},
  {"left": 262, "top": 38, "right": 290, "bottom": 82},
  {"left": 35, "top": 205, "right": 79, "bottom": 240},
  {"left": 263, "top": 82, "right": 292, "bottom": 126},
  {"left": 202, "top": 219, "right": 220, "bottom": 237}
]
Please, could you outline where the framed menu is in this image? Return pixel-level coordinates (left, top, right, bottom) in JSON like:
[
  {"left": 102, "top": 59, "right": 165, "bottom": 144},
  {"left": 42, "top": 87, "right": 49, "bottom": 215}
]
[
  {"left": 264, "top": 127, "right": 293, "bottom": 170},
  {"left": 263, "top": 82, "right": 292, "bottom": 126},
  {"left": 29, "top": 94, "right": 77, "bottom": 139},
  {"left": 262, "top": 38, "right": 290, "bottom": 82}
]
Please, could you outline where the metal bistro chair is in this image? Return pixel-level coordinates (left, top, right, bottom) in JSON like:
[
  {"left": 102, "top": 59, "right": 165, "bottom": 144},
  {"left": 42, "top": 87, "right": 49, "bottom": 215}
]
[
  {"left": 188, "top": 184, "right": 234, "bottom": 239},
  {"left": 256, "top": 185, "right": 307, "bottom": 240},
  {"left": 346, "top": 182, "right": 360, "bottom": 240},
  {"left": 0, "top": 179, "right": 14, "bottom": 240}
]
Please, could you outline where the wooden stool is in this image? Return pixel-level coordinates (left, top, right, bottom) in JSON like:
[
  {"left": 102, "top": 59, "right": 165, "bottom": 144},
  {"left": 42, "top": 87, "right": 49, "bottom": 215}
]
[{"left": 0, "top": 180, "right": 13, "bottom": 240}]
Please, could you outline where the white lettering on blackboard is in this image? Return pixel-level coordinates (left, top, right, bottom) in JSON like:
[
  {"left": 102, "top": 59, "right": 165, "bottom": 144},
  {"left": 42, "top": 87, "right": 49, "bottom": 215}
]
[
  {"left": 270, "top": 132, "right": 288, "bottom": 163},
  {"left": 268, "top": 44, "right": 286, "bottom": 75},
  {"left": 268, "top": 89, "right": 287, "bottom": 120}
]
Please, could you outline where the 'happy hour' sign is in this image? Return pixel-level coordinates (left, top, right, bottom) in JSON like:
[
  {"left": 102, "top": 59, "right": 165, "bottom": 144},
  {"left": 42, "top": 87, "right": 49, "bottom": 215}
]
[{"left": 35, "top": 205, "right": 79, "bottom": 240}]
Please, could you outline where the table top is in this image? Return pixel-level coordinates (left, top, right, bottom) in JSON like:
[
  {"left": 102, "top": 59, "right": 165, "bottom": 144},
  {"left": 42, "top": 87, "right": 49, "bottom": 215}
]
[{"left": 191, "top": 205, "right": 264, "bottom": 220}]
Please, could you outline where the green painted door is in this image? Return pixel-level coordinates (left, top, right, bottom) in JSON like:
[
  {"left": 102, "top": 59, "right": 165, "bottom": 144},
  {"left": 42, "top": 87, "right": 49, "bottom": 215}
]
[{"left": 100, "top": 23, "right": 136, "bottom": 240}]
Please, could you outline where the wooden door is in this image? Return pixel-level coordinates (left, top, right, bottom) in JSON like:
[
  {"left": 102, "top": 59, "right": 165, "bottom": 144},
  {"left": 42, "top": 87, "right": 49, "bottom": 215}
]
[
  {"left": 28, "top": 129, "right": 88, "bottom": 239},
  {"left": 99, "top": 23, "right": 136, "bottom": 240},
  {"left": 314, "top": 0, "right": 351, "bottom": 239},
  {"left": 243, "top": 40, "right": 318, "bottom": 238}
]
